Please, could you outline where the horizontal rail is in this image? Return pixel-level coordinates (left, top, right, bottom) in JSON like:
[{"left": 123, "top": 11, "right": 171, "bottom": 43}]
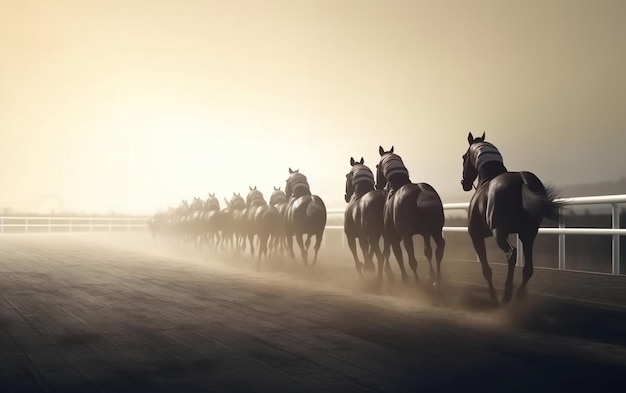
[
  {"left": 0, "top": 224, "right": 148, "bottom": 228},
  {"left": 326, "top": 225, "right": 626, "bottom": 236},
  {"left": 0, "top": 216, "right": 148, "bottom": 221},
  {"left": 326, "top": 193, "right": 626, "bottom": 275}
]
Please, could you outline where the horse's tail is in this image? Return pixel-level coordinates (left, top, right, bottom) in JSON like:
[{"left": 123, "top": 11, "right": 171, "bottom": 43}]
[{"left": 521, "top": 172, "right": 560, "bottom": 223}]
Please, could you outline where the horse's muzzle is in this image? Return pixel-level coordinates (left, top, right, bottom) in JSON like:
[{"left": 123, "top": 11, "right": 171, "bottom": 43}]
[{"left": 461, "top": 179, "right": 473, "bottom": 192}]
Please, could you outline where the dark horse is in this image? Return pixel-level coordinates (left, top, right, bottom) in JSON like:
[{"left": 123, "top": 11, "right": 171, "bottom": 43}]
[
  {"left": 376, "top": 146, "right": 446, "bottom": 285},
  {"left": 462, "top": 132, "right": 559, "bottom": 304},
  {"left": 344, "top": 157, "right": 392, "bottom": 281},
  {"left": 245, "top": 187, "right": 282, "bottom": 269},
  {"left": 284, "top": 168, "right": 327, "bottom": 265}
]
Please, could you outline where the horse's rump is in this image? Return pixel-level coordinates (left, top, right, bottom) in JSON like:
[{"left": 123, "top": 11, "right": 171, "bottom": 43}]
[
  {"left": 286, "top": 195, "right": 327, "bottom": 235},
  {"left": 387, "top": 183, "right": 444, "bottom": 235},
  {"left": 480, "top": 171, "right": 557, "bottom": 232},
  {"left": 360, "top": 190, "right": 385, "bottom": 236}
]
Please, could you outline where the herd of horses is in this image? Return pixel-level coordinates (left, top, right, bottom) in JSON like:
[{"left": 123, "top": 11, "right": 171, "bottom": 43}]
[
  {"left": 149, "top": 133, "right": 559, "bottom": 305},
  {"left": 148, "top": 168, "right": 328, "bottom": 270}
]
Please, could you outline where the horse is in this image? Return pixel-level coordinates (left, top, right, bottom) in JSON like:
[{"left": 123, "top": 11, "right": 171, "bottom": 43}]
[
  {"left": 201, "top": 193, "right": 222, "bottom": 249},
  {"left": 376, "top": 146, "right": 446, "bottom": 285},
  {"left": 461, "top": 132, "right": 559, "bottom": 304},
  {"left": 284, "top": 168, "right": 327, "bottom": 265},
  {"left": 269, "top": 186, "right": 289, "bottom": 256},
  {"left": 344, "top": 157, "right": 392, "bottom": 282},
  {"left": 244, "top": 187, "right": 282, "bottom": 269}
]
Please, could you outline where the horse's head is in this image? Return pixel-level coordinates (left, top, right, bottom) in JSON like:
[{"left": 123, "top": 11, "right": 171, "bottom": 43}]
[
  {"left": 375, "top": 145, "right": 395, "bottom": 190},
  {"left": 229, "top": 193, "right": 245, "bottom": 209},
  {"left": 270, "top": 186, "right": 287, "bottom": 206},
  {"left": 205, "top": 193, "right": 220, "bottom": 211},
  {"left": 345, "top": 156, "right": 371, "bottom": 202},
  {"left": 246, "top": 188, "right": 265, "bottom": 207},
  {"left": 285, "top": 167, "right": 310, "bottom": 198},
  {"left": 461, "top": 131, "right": 485, "bottom": 191}
]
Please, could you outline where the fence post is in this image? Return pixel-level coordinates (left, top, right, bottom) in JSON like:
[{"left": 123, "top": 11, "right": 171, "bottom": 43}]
[
  {"left": 612, "top": 204, "right": 621, "bottom": 275},
  {"left": 558, "top": 208, "right": 566, "bottom": 270}
]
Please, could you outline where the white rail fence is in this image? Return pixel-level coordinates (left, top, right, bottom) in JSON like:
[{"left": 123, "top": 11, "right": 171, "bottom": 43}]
[
  {"left": 1, "top": 194, "right": 624, "bottom": 275},
  {"left": 326, "top": 194, "right": 626, "bottom": 276},
  {"left": 0, "top": 216, "right": 148, "bottom": 233}
]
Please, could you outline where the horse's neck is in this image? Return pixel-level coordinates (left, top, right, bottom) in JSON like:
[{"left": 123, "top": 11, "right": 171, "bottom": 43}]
[
  {"left": 270, "top": 194, "right": 287, "bottom": 206},
  {"left": 387, "top": 173, "right": 411, "bottom": 190},
  {"left": 249, "top": 198, "right": 266, "bottom": 208},
  {"left": 477, "top": 161, "right": 507, "bottom": 186},
  {"left": 354, "top": 182, "right": 373, "bottom": 197},
  {"left": 291, "top": 187, "right": 311, "bottom": 198}
]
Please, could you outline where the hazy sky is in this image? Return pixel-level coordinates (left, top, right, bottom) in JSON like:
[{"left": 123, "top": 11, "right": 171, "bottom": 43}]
[{"left": 1, "top": 0, "right": 625, "bottom": 214}]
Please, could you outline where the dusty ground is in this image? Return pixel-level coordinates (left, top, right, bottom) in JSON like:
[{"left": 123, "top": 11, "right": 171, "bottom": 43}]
[{"left": 1, "top": 233, "right": 625, "bottom": 392}]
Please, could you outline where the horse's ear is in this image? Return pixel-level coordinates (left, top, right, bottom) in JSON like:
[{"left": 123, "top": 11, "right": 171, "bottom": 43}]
[
  {"left": 481, "top": 131, "right": 485, "bottom": 140},
  {"left": 254, "top": 186, "right": 257, "bottom": 190},
  {"left": 390, "top": 146, "right": 394, "bottom": 153},
  {"left": 378, "top": 146, "right": 384, "bottom": 156},
  {"left": 468, "top": 132, "right": 474, "bottom": 145},
  {"left": 289, "top": 167, "right": 294, "bottom": 174},
  {"left": 350, "top": 157, "right": 356, "bottom": 166},
  {"left": 359, "top": 157, "right": 364, "bottom": 164}
]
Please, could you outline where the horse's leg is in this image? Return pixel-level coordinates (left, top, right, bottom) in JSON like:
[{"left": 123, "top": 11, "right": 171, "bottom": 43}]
[
  {"left": 516, "top": 230, "right": 537, "bottom": 300},
  {"left": 369, "top": 235, "right": 385, "bottom": 283},
  {"left": 471, "top": 234, "right": 498, "bottom": 304},
  {"left": 494, "top": 229, "right": 517, "bottom": 304},
  {"left": 402, "top": 234, "right": 419, "bottom": 282},
  {"left": 433, "top": 232, "right": 446, "bottom": 285},
  {"left": 305, "top": 234, "right": 312, "bottom": 253},
  {"left": 390, "top": 236, "right": 409, "bottom": 284},
  {"left": 248, "top": 233, "right": 255, "bottom": 257},
  {"left": 312, "top": 231, "right": 323, "bottom": 265},
  {"left": 423, "top": 234, "right": 434, "bottom": 282},
  {"left": 257, "top": 233, "right": 269, "bottom": 271},
  {"left": 358, "top": 236, "right": 374, "bottom": 272},
  {"left": 286, "top": 234, "right": 295, "bottom": 259},
  {"left": 382, "top": 236, "right": 394, "bottom": 282},
  {"left": 295, "top": 232, "right": 308, "bottom": 265}
]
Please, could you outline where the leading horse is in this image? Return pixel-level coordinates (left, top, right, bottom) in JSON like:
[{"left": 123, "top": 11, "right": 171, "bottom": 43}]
[
  {"left": 376, "top": 146, "right": 446, "bottom": 285},
  {"left": 462, "top": 132, "right": 559, "bottom": 304},
  {"left": 284, "top": 168, "right": 327, "bottom": 265}
]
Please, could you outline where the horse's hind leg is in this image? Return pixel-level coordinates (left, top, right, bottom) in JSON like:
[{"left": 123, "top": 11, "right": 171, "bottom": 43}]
[
  {"left": 369, "top": 235, "right": 385, "bottom": 282},
  {"left": 382, "top": 237, "right": 394, "bottom": 282},
  {"left": 471, "top": 234, "right": 498, "bottom": 304},
  {"left": 295, "top": 233, "right": 308, "bottom": 265},
  {"left": 423, "top": 235, "right": 434, "bottom": 282},
  {"left": 359, "top": 237, "right": 374, "bottom": 272},
  {"left": 312, "top": 231, "right": 323, "bottom": 265},
  {"left": 390, "top": 237, "right": 409, "bottom": 284},
  {"left": 433, "top": 232, "right": 445, "bottom": 285},
  {"left": 516, "top": 230, "right": 537, "bottom": 300},
  {"left": 402, "top": 234, "right": 419, "bottom": 282},
  {"left": 346, "top": 235, "right": 363, "bottom": 274},
  {"left": 494, "top": 229, "right": 517, "bottom": 304}
]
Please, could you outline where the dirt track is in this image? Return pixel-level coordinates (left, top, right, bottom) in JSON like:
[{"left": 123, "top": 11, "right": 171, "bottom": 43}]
[{"left": 1, "top": 233, "right": 625, "bottom": 392}]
